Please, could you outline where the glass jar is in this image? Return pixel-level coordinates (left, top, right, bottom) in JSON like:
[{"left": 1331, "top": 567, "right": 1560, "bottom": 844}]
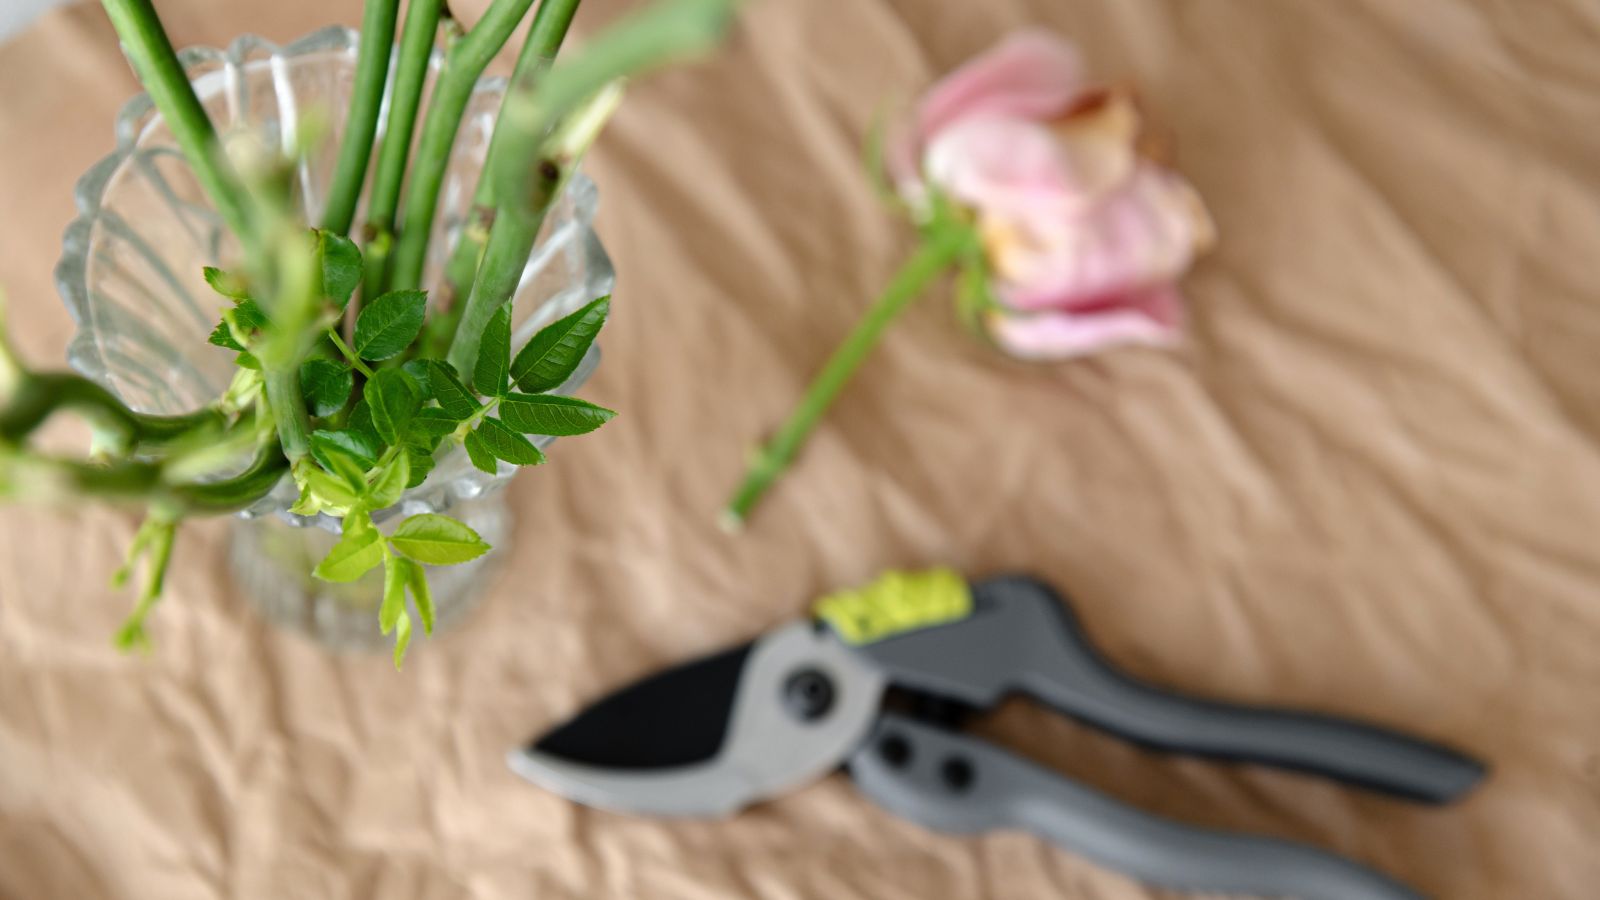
[{"left": 55, "top": 27, "right": 614, "bottom": 650}]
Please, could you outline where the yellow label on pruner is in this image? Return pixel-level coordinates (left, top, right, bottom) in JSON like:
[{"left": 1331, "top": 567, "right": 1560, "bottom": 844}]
[{"left": 813, "top": 568, "right": 973, "bottom": 645}]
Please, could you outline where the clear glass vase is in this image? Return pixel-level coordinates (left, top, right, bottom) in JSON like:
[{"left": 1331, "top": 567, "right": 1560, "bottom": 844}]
[{"left": 55, "top": 27, "right": 615, "bottom": 650}]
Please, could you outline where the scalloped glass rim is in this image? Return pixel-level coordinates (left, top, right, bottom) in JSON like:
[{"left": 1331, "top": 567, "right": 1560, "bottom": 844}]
[{"left": 53, "top": 26, "right": 616, "bottom": 531}]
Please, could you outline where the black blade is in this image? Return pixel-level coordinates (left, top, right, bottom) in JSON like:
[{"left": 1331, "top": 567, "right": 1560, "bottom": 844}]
[{"left": 534, "top": 641, "right": 755, "bottom": 770}]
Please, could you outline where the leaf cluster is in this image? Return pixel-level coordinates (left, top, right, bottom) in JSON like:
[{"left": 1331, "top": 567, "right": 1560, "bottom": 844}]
[{"left": 204, "top": 234, "right": 613, "bottom": 666}]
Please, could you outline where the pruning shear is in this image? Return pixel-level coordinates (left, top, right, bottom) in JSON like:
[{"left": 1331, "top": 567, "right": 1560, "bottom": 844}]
[{"left": 509, "top": 570, "right": 1484, "bottom": 899}]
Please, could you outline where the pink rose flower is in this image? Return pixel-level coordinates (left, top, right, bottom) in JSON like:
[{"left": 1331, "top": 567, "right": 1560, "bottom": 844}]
[{"left": 892, "top": 32, "right": 1215, "bottom": 359}]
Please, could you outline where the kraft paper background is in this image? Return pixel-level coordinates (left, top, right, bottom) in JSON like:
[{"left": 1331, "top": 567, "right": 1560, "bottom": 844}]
[{"left": 2, "top": 1, "right": 1598, "bottom": 897}]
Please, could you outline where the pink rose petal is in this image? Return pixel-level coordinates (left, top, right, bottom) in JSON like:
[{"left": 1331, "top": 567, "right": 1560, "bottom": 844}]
[
  {"left": 986, "top": 285, "right": 1185, "bottom": 360},
  {"left": 924, "top": 116, "right": 1080, "bottom": 217},
  {"left": 892, "top": 32, "right": 1085, "bottom": 202},
  {"left": 990, "top": 165, "right": 1213, "bottom": 312},
  {"left": 894, "top": 30, "right": 1214, "bottom": 360},
  {"left": 917, "top": 31, "right": 1086, "bottom": 141}
]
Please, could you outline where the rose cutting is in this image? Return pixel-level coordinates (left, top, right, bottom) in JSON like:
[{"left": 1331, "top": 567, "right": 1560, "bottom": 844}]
[{"left": 726, "top": 31, "right": 1215, "bottom": 525}]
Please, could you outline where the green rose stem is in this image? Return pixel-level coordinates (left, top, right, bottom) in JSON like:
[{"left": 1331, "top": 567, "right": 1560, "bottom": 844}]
[
  {"left": 385, "top": 0, "right": 538, "bottom": 293},
  {"left": 254, "top": 221, "right": 326, "bottom": 465},
  {"left": 435, "top": 0, "right": 583, "bottom": 320},
  {"left": 444, "top": 85, "right": 620, "bottom": 377},
  {"left": 262, "top": 368, "right": 311, "bottom": 462},
  {"left": 0, "top": 372, "right": 222, "bottom": 450},
  {"left": 0, "top": 438, "right": 286, "bottom": 512},
  {"left": 320, "top": 0, "right": 401, "bottom": 236},
  {"left": 99, "top": 0, "right": 256, "bottom": 253},
  {"left": 101, "top": 0, "right": 317, "bottom": 452},
  {"left": 361, "top": 0, "right": 445, "bottom": 306},
  {"left": 443, "top": 0, "right": 738, "bottom": 376},
  {"left": 722, "top": 223, "right": 974, "bottom": 530}
]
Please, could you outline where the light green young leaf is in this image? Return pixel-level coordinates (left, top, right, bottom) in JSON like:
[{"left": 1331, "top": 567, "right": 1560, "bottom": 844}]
[
  {"left": 353, "top": 289, "right": 428, "bottom": 360},
  {"left": 313, "top": 513, "right": 383, "bottom": 582},
  {"left": 392, "top": 609, "right": 413, "bottom": 670},
  {"left": 426, "top": 360, "right": 480, "bottom": 420},
  {"left": 203, "top": 266, "right": 250, "bottom": 300},
  {"left": 365, "top": 368, "right": 422, "bottom": 445},
  {"left": 405, "top": 558, "right": 435, "bottom": 636},
  {"left": 473, "top": 417, "right": 546, "bottom": 466},
  {"left": 313, "top": 443, "right": 369, "bottom": 493},
  {"left": 390, "top": 513, "right": 492, "bottom": 565},
  {"left": 300, "top": 358, "right": 353, "bottom": 417},
  {"left": 511, "top": 295, "right": 609, "bottom": 393},
  {"left": 380, "top": 554, "right": 407, "bottom": 635},
  {"left": 473, "top": 305, "right": 512, "bottom": 398},
  {"left": 318, "top": 230, "right": 363, "bottom": 308},
  {"left": 463, "top": 429, "right": 498, "bottom": 474},
  {"left": 365, "top": 451, "right": 411, "bottom": 509},
  {"left": 295, "top": 462, "right": 360, "bottom": 516},
  {"left": 289, "top": 481, "right": 321, "bottom": 516},
  {"left": 499, "top": 393, "right": 616, "bottom": 436}
]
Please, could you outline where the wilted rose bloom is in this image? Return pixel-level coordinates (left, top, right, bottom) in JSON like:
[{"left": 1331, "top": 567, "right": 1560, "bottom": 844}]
[{"left": 891, "top": 31, "right": 1215, "bottom": 359}]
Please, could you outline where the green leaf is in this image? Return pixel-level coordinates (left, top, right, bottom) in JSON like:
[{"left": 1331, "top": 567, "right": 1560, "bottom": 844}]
[
  {"left": 407, "top": 408, "right": 458, "bottom": 448},
  {"left": 511, "top": 295, "right": 609, "bottom": 393},
  {"left": 353, "top": 290, "right": 428, "bottom": 360},
  {"left": 404, "top": 444, "right": 437, "bottom": 488},
  {"left": 203, "top": 266, "right": 250, "bottom": 300},
  {"left": 474, "top": 417, "right": 546, "bottom": 466},
  {"left": 364, "top": 368, "right": 421, "bottom": 445},
  {"left": 499, "top": 393, "right": 616, "bottom": 436},
  {"left": 380, "top": 554, "right": 407, "bottom": 635},
  {"left": 309, "top": 429, "right": 376, "bottom": 489},
  {"left": 390, "top": 513, "right": 492, "bottom": 566},
  {"left": 347, "top": 398, "right": 381, "bottom": 449},
  {"left": 313, "top": 514, "right": 384, "bottom": 582},
  {"left": 406, "top": 558, "right": 435, "bottom": 635},
  {"left": 207, "top": 299, "right": 268, "bottom": 351},
  {"left": 426, "top": 360, "right": 480, "bottom": 420},
  {"left": 473, "top": 305, "right": 512, "bottom": 397},
  {"left": 365, "top": 451, "right": 410, "bottom": 509},
  {"left": 309, "top": 428, "right": 378, "bottom": 470},
  {"left": 402, "top": 359, "right": 434, "bottom": 401},
  {"left": 318, "top": 230, "right": 363, "bottom": 308},
  {"left": 300, "top": 358, "right": 353, "bottom": 417},
  {"left": 463, "top": 429, "right": 498, "bottom": 474},
  {"left": 392, "top": 609, "right": 413, "bottom": 670}
]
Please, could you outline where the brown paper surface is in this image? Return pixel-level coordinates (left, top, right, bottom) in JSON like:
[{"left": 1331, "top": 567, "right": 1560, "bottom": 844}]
[{"left": 2, "top": 1, "right": 1598, "bottom": 897}]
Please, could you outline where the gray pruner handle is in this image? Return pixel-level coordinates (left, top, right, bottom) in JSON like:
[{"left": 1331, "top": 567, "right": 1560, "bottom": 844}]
[
  {"left": 848, "top": 713, "right": 1426, "bottom": 900},
  {"left": 854, "top": 576, "right": 1485, "bottom": 804}
]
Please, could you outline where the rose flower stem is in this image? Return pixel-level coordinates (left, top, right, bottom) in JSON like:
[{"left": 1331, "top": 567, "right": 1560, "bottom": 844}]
[
  {"left": 385, "top": 0, "right": 538, "bottom": 293},
  {"left": 444, "top": 83, "right": 620, "bottom": 377},
  {"left": 443, "top": 0, "right": 739, "bottom": 374},
  {"left": 100, "top": 0, "right": 256, "bottom": 251},
  {"left": 320, "top": 0, "right": 401, "bottom": 236},
  {"left": 434, "top": 0, "right": 583, "bottom": 319},
  {"left": 361, "top": 0, "right": 445, "bottom": 305},
  {"left": 252, "top": 207, "right": 328, "bottom": 466},
  {"left": 0, "top": 371, "right": 222, "bottom": 450},
  {"left": 262, "top": 368, "right": 311, "bottom": 462},
  {"left": 722, "top": 225, "right": 972, "bottom": 530}
]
